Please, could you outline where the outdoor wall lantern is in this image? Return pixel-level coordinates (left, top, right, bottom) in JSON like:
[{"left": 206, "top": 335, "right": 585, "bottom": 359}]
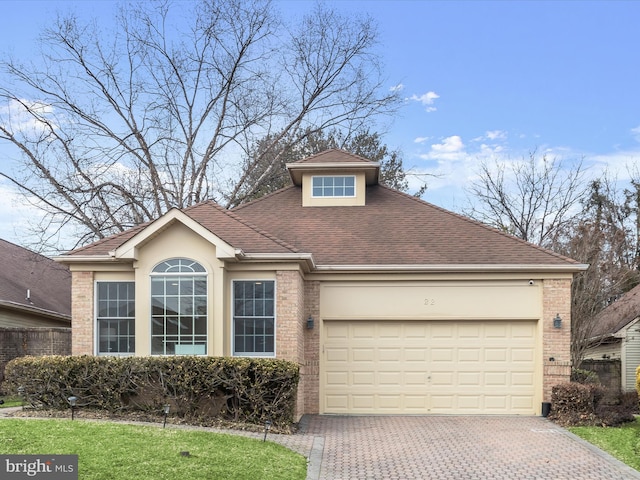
[
  {"left": 163, "top": 404, "right": 170, "bottom": 428},
  {"left": 553, "top": 314, "right": 562, "bottom": 329},
  {"left": 263, "top": 420, "right": 272, "bottom": 442},
  {"left": 67, "top": 396, "right": 78, "bottom": 420},
  {"left": 306, "top": 316, "right": 314, "bottom": 330}
]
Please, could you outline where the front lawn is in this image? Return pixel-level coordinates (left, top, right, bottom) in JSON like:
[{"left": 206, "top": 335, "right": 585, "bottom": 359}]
[
  {"left": 569, "top": 418, "right": 640, "bottom": 471},
  {"left": 0, "top": 396, "right": 22, "bottom": 408},
  {"left": 0, "top": 419, "right": 307, "bottom": 480}
]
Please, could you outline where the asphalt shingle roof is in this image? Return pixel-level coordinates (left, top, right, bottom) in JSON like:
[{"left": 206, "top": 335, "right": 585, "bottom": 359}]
[
  {"left": 590, "top": 284, "right": 640, "bottom": 337},
  {"left": 67, "top": 149, "right": 580, "bottom": 269},
  {"left": 0, "top": 239, "right": 71, "bottom": 317},
  {"left": 233, "top": 184, "right": 579, "bottom": 266}
]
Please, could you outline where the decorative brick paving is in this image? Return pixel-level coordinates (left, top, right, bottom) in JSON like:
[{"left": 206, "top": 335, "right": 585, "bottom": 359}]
[{"left": 301, "top": 415, "right": 640, "bottom": 480}]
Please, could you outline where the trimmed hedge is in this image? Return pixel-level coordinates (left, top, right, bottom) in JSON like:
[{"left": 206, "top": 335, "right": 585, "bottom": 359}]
[
  {"left": 549, "top": 382, "right": 635, "bottom": 427},
  {"left": 3, "top": 355, "right": 299, "bottom": 428}
]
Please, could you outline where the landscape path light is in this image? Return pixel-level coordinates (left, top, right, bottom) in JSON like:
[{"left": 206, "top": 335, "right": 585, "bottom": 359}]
[
  {"left": 67, "top": 396, "right": 77, "bottom": 420},
  {"left": 263, "top": 420, "right": 272, "bottom": 442},
  {"left": 163, "top": 404, "right": 170, "bottom": 428},
  {"left": 17, "top": 386, "right": 25, "bottom": 410}
]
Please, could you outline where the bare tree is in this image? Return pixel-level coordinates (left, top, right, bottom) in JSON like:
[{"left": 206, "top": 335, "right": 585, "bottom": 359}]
[
  {"left": 0, "top": 0, "right": 399, "bottom": 251},
  {"left": 230, "top": 128, "right": 419, "bottom": 206},
  {"left": 465, "top": 153, "right": 586, "bottom": 247},
  {"left": 545, "top": 174, "right": 640, "bottom": 366}
]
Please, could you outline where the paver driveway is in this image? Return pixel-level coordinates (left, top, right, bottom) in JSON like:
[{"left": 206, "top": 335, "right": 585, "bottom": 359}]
[{"left": 299, "top": 415, "right": 640, "bottom": 480}]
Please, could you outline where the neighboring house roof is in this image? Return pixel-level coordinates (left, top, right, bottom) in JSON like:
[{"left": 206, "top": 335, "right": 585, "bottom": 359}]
[
  {"left": 0, "top": 239, "right": 71, "bottom": 321},
  {"left": 590, "top": 283, "right": 640, "bottom": 338},
  {"left": 62, "top": 150, "right": 583, "bottom": 272}
]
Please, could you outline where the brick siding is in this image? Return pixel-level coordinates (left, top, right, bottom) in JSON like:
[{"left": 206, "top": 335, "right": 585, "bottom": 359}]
[
  {"left": 71, "top": 271, "right": 94, "bottom": 355},
  {"left": 542, "top": 278, "right": 572, "bottom": 401}
]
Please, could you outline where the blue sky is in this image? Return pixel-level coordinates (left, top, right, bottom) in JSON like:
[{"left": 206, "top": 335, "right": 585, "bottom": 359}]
[{"left": 1, "top": 0, "right": 639, "bottom": 248}]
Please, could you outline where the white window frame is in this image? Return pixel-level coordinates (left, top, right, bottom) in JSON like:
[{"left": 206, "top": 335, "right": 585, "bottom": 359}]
[
  {"left": 95, "top": 281, "right": 135, "bottom": 356},
  {"left": 150, "top": 258, "right": 208, "bottom": 356},
  {"left": 311, "top": 175, "right": 356, "bottom": 198},
  {"left": 232, "top": 279, "right": 276, "bottom": 357}
]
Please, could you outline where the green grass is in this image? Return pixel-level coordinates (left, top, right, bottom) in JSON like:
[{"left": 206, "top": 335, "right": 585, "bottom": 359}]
[
  {"left": 0, "top": 419, "right": 307, "bottom": 480},
  {"left": 570, "top": 418, "right": 640, "bottom": 471},
  {"left": 0, "top": 397, "right": 23, "bottom": 408}
]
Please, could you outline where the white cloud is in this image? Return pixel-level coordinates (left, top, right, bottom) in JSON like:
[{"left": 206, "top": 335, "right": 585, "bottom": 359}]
[
  {"left": 0, "top": 98, "right": 56, "bottom": 136},
  {"left": 485, "top": 130, "right": 507, "bottom": 141},
  {"left": 390, "top": 83, "right": 405, "bottom": 92},
  {"left": 407, "top": 133, "right": 640, "bottom": 213},
  {"left": 414, "top": 136, "right": 430, "bottom": 144},
  {"left": 409, "top": 91, "right": 439, "bottom": 112},
  {"left": 631, "top": 125, "right": 640, "bottom": 142},
  {"left": 421, "top": 135, "right": 465, "bottom": 162}
]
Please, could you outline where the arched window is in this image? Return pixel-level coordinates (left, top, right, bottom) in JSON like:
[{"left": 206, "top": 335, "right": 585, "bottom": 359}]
[{"left": 150, "top": 258, "right": 207, "bottom": 355}]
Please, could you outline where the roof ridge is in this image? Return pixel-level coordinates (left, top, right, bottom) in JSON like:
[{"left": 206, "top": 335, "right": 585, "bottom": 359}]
[
  {"left": 294, "top": 148, "right": 375, "bottom": 164},
  {"left": 188, "top": 200, "right": 301, "bottom": 254},
  {"left": 379, "top": 185, "right": 581, "bottom": 265}
]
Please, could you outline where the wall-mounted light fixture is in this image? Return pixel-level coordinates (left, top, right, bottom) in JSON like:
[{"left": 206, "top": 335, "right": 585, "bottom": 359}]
[
  {"left": 306, "top": 316, "right": 314, "bottom": 330},
  {"left": 553, "top": 314, "right": 562, "bottom": 329}
]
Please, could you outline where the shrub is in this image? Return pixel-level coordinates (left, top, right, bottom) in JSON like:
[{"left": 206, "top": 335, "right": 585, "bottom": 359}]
[
  {"left": 549, "top": 382, "right": 636, "bottom": 427},
  {"left": 3, "top": 356, "right": 299, "bottom": 429},
  {"left": 571, "top": 368, "right": 600, "bottom": 385}
]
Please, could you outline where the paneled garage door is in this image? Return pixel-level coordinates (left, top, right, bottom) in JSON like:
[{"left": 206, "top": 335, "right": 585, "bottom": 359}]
[{"left": 322, "top": 320, "right": 537, "bottom": 415}]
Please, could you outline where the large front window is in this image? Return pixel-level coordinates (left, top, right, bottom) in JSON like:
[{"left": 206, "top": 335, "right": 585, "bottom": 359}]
[
  {"left": 151, "top": 259, "right": 207, "bottom": 355},
  {"left": 233, "top": 280, "right": 275, "bottom": 356},
  {"left": 96, "top": 282, "right": 135, "bottom": 355}
]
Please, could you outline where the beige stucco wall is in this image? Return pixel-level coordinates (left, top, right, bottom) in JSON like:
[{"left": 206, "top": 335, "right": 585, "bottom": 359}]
[{"left": 131, "top": 222, "right": 226, "bottom": 356}]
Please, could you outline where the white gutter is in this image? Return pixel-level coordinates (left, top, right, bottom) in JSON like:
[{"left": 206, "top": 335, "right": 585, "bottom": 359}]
[
  {"left": 313, "top": 263, "right": 590, "bottom": 273},
  {"left": 53, "top": 255, "right": 121, "bottom": 264},
  {"left": 0, "top": 300, "right": 71, "bottom": 323}
]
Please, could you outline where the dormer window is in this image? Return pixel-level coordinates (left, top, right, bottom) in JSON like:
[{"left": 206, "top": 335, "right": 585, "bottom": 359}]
[{"left": 312, "top": 175, "right": 356, "bottom": 198}]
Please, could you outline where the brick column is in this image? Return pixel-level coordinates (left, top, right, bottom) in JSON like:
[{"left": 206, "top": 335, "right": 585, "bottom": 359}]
[
  {"left": 542, "top": 277, "right": 572, "bottom": 401},
  {"left": 303, "top": 280, "right": 320, "bottom": 414},
  {"left": 275, "top": 270, "right": 306, "bottom": 419},
  {"left": 71, "top": 271, "right": 94, "bottom": 355}
]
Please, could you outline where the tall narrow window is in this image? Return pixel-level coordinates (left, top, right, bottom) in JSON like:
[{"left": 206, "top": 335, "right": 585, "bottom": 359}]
[
  {"left": 151, "top": 258, "right": 207, "bottom": 355},
  {"left": 96, "top": 282, "right": 135, "bottom": 355},
  {"left": 233, "top": 280, "right": 275, "bottom": 356}
]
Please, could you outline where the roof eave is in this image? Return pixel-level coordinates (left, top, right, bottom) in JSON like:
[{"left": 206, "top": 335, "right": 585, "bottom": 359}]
[
  {"left": 235, "top": 251, "right": 316, "bottom": 272},
  {"left": 0, "top": 300, "right": 71, "bottom": 324},
  {"left": 313, "top": 263, "right": 589, "bottom": 273},
  {"left": 286, "top": 162, "right": 380, "bottom": 186},
  {"left": 54, "top": 254, "right": 118, "bottom": 264}
]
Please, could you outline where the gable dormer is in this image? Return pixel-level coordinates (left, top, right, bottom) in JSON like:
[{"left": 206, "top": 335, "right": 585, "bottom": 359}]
[{"left": 286, "top": 149, "right": 380, "bottom": 207}]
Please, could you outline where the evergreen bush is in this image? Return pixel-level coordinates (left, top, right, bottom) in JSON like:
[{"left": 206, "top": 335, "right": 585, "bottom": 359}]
[{"left": 3, "top": 356, "right": 299, "bottom": 429}]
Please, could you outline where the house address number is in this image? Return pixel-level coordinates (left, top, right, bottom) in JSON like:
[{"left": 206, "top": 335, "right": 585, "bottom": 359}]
[{"left": 424, "top": 298, "right": 436, "bottom": 306}]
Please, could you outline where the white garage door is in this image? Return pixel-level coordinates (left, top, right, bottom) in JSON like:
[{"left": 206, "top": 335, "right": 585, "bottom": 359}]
[{"left": 323, "top": 320, "right": 537, "bottom": 415}]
